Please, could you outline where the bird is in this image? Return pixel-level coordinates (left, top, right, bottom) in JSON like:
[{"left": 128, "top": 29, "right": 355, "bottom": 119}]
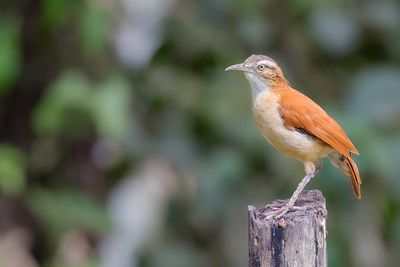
[{"left": 225, "top": 54, "right": 361, "bottom": 218}]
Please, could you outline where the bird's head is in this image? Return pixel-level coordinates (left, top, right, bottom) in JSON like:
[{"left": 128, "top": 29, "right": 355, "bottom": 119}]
[
  {"left": 225, "top": 54, "right": 284, "bottom": 80},
  {"left": 225, "top": 55, "right": 285, "bottom": 98}
]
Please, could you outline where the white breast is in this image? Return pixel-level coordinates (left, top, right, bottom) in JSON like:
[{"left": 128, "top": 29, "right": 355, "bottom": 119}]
[{"left": 252, "top": 91, "right": 330, "bottom": 162}]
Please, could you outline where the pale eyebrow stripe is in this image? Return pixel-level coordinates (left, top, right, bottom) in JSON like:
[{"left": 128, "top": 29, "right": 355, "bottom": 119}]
[{"left": 258, "top": 60, "right": 277, "bottom": 68}]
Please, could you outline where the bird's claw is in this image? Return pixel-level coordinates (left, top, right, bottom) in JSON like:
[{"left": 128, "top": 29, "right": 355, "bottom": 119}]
[
  {"left": 264, "top": 206, "right": 290, "bottom": 220},
  {"left": 264, "top": 204, "right": 317, "bottom": 220}
]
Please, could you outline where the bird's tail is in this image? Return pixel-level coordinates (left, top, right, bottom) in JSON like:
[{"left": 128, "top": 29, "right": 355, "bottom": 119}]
[{"left": 328, "top": 153, "right": 361, "bottom": 199}]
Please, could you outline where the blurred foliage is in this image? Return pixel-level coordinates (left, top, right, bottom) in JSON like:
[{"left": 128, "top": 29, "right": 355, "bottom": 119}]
[
  {"left": 27, "top": 189, "right": 110, "bottom": 244},
  {"left": 0, "top": 145, "right": 25, "bottom": 195},
  {"left": 0, "top": 18, "right": 21, "bottom": 94},
  {"left": 0, "top": 0, "right": 400, "bottom": 267}
]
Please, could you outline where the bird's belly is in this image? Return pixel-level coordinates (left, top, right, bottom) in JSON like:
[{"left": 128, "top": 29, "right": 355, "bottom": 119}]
[{"left": 252, "top": 93, "right": 330, "bottom": 162}]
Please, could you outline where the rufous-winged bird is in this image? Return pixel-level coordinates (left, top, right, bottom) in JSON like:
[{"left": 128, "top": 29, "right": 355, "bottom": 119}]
[{"left": 225, "top": 55, "right": 361, "bottom": 218}]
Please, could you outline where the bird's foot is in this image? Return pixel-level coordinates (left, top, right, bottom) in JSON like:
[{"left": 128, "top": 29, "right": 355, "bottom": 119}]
[
  {"left": 265, "top": 205, "right": 296, "bottom": 220},
  {"left": 269, "top": 204, "right": 308, "bottom": 211},
  {"left": 263, "top": 203, "right": 313, "bottom": 220},
  {"left": 263, "top": 205, "right": 290, "bottom": 220}
]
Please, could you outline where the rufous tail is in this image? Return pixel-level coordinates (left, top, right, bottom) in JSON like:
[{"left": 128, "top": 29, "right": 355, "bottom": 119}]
[
  {"left": 345, "top": 157, "right": 361, "bottom": 199},
  {"left": 329, "top": 153, "right": 361, "bottom": 199}
]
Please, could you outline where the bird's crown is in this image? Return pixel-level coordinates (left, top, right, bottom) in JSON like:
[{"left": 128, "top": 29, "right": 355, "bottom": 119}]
[{"left": 244, "top": 54, "right": 277, "bottom": 67}]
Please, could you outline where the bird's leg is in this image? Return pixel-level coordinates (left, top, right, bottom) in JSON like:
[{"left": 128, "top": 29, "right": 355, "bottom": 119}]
[
  {"left": 265, "top": 173, "right": 314, "bottom": 219},
  {"left": 265, "top": 160, "right": 322, "bottom": 219}
]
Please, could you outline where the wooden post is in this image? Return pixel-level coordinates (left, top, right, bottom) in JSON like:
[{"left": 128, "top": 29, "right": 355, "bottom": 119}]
[{"left": 248, "top": 190, "right": 327, "bottom": 267}]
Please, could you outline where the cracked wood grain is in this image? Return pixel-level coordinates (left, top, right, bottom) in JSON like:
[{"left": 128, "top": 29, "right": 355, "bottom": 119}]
[{"left": 248, "top": 190, "right": 327, "bottom": 267}]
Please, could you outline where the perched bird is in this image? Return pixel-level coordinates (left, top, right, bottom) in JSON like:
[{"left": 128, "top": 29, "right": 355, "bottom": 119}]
[{"left": 226, "top": 55, "right": 361, "bottom": 218}]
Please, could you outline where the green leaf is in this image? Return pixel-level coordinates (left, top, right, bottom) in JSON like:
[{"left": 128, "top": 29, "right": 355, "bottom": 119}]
[
  {"left": 33, "top": 70, "right": 94, "bottom": 136},
  {"left": 41, "top": 0, "right": 76, "bottom": 28},
  {"left": 79, "top": 5, "right": 109, "bottom": 55},
  {"left": 0, "top": 145, "right": 26, "bottom": 195},
  {"left": 0, "top": 18, "right": 21, "bottom": 94},
  {"left": 93, "top": 75, "right": 133, "bottom": 140},
  {"left": 27, "top": 189, "right": 111, "bottom": 242}
]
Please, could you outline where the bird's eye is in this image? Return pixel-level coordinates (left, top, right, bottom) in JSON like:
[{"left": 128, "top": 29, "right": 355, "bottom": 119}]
[{"left": 257, "top": 64, "right": 266, "bottom": 71}]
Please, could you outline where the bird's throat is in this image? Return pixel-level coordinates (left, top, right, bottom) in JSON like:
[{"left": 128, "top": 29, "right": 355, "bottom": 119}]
[{"left": 244, "top": 73, "right": 271, "bottom": 102}]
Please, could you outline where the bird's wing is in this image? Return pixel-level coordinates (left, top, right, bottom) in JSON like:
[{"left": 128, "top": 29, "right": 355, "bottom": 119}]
[{"left": 279, "top": 89, "right": 359, "bottom": 157}]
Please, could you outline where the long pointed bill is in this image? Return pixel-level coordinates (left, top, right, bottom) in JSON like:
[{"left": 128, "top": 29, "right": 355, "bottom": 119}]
[{"left": 225, "top": 63, "right": 251, "bottom": 72}]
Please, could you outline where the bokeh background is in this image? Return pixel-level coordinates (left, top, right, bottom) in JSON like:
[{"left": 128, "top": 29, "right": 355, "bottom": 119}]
[{"left": 1, "top": 0, "right": 400, "bottom": 266}]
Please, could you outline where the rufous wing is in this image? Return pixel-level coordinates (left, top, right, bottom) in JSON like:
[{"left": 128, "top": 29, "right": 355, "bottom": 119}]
[
  {"left": 279, "top": 88, "right": 361, "bottom": 198},
  {"left": 278, "top": 88, "right": 359, "bottom": 157}
]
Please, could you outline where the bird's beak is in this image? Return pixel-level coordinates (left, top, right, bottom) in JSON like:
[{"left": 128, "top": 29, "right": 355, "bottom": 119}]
[{"left": 225, "top": 63, "right": 251, "bottom": 72}]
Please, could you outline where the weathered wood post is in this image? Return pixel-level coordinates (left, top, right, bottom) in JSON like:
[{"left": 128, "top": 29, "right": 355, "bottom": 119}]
[{"left": 248, "top": 190, "right": 327, "bottom": 267}]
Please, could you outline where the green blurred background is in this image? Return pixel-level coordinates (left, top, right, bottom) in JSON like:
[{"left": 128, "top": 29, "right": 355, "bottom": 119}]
[{"left": 1, "top": 0, "right": 400, "bottom": 266}]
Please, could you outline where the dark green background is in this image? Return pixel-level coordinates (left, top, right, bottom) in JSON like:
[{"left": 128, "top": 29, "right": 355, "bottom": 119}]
[{"left": 1, "top": 0, "right": 400, "bottom": 266}]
